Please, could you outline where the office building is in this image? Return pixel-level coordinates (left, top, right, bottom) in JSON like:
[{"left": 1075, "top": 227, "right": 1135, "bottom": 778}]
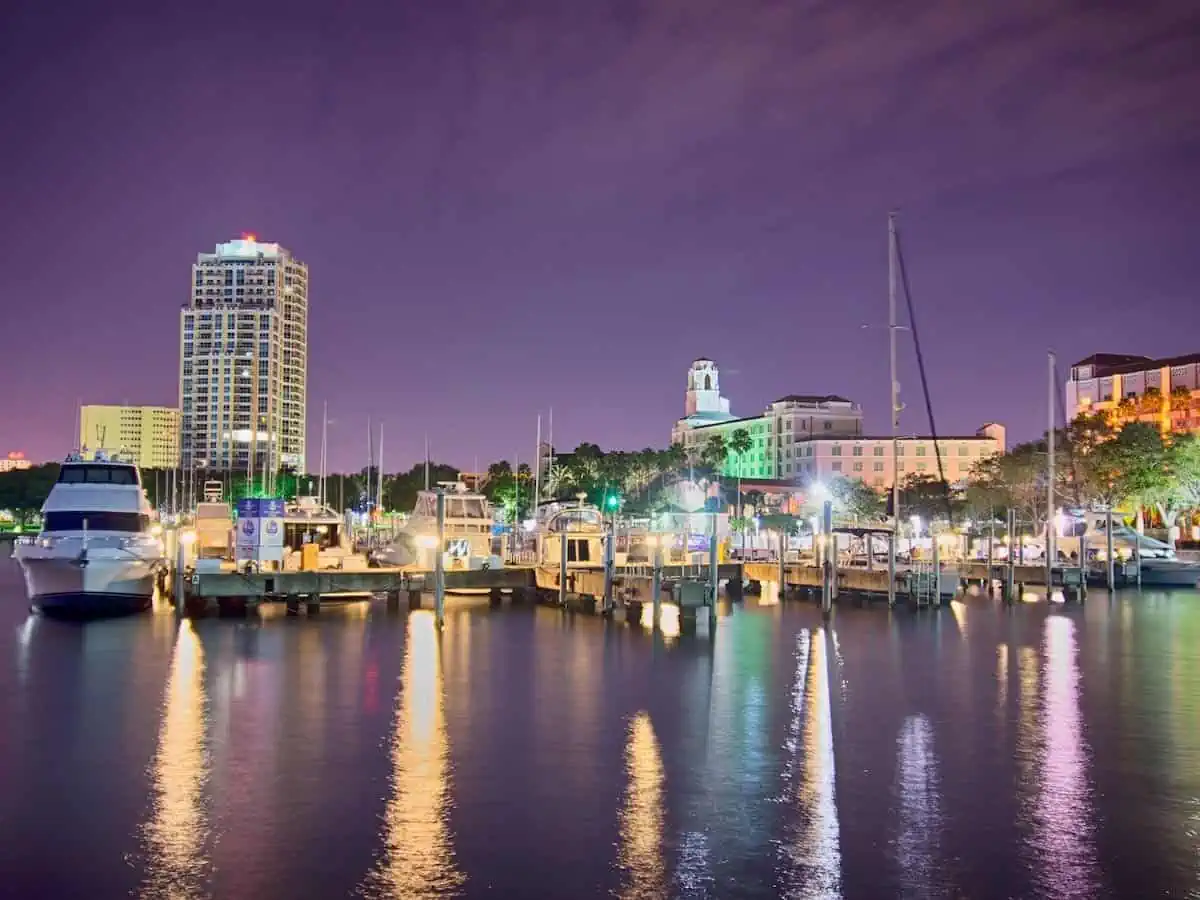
[
  {"left": 1066, "top": 352, "right": 1200, "bottom": 435},
  {"left": 671, "top": 358, "right": 1004, "bottom": 488},
  {"left": 79, "top": 405, "right": 180, "bottom": 468},
  {"left": 180, "top": 235, "right": 308, "bottom": 475}
]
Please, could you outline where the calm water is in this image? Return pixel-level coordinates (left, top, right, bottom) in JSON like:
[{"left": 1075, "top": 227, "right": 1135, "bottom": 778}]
[{"left": 1, "top": 559, "right": 1199, "bottom": 899}]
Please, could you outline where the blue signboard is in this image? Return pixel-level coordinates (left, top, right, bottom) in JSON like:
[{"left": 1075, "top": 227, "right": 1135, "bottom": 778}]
[
  {"left": 260, "top": 499, "right": 285, "bottom": 518},
  {"left": 236, "top": 498, "right": 261, "bottom": 519}
]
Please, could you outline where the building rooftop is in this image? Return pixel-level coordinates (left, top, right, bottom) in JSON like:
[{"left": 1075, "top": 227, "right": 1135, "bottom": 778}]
[
  {"left": 772, "top": 394, "right": 854, "bottom": 405},
  {"left": 1071, "top": 352, "right": 1200, "bottom": 378}
]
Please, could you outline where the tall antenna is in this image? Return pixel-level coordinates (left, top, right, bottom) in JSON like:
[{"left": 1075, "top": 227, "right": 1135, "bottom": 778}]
[
  {"left": 366, "top": 416, "right": 374, "bottom": 515},
  {"left": 424, "top": 433, "right": 430, "bottom": 491}
]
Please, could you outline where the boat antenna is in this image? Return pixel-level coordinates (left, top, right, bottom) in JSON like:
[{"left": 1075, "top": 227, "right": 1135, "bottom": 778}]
[
  {"left": 893, "top": 219, "right": 953, "bottom": 526},
  {"left": 424, "top": 433, "right": 430, "bottom": 491},
  {"left": 72, "top": 398, "right": 81, "bottom": 452},
  {"left": 534, "top": 413, "right": 542, "bottom": 506}
]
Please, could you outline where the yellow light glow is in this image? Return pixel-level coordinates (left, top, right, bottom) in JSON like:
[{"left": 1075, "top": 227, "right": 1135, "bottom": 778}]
[
  {"left": 150, "top": 523, "right": 163, "bottom": 536},
  {"left": 361, "top": 612, "right": 463, "bottom": 895},
  {"left": 417, "top": 534, "right": 438, "bottom": 549},
  {"left": 616, "top": 712, "right": 665, "bottom": 898},
  {"left": 179, "top": 530, "right": 197, "bottom": 546},
  {"left": 140, "top": 621, "right": 209, "bottom": 895}
]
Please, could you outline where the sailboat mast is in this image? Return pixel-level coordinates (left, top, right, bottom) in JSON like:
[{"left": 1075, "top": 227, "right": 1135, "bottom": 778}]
[
  {"left": 377, "top": 422, "right": 385, "bottom": 516},
  {"left": 320, "top": 401, "right": 328, "bottom": 506},
  {"left": 366, "top": 417, "right": 373, "bottom": 515},
  {"left": 1047, "top": 351, "right": 1056, "bottom": 585},
  {"left": 534, "top": 413, "right": 542, "bottom": 506},
  {"left": 888, "top": 212, "right": 901, "bottom": 529},
  {"left": 424, "top": 433, "right": 430, "bottom": 491}
]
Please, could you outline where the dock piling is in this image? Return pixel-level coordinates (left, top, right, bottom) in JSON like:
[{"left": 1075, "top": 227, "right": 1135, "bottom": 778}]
[
  {"left": 559, "top": 531, "right": 568, "bottom": 607},
  {"left": 821, "top": 500, "right": 833, "bottom": 615},
  {"left": 1105, "top": 507, "right": 1115, "bottom": 591},
  {"left": 708, "top": 521, "right": 718, "bottom": 626},
  {"left": 434, "top": 489, "right": 446, "bottom": 627},
  {"left": 651, "top": 539, "right": 662, "bottom": 627},
  {"left": 887, "top": 529, "right": 896, "bottom": 607},
  {"left": 603, "top": 528, "right": 615, "bottom": 613},
  {"left": 173, "top": 531, "right": 186, "bottom": 616}
]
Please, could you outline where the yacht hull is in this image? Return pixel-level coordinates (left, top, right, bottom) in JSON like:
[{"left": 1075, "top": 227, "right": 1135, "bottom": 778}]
[
  {"left": 1138, "top": 561, "right": 1200, "bottom": 588},
  {"left": 18, "top": 555, "right": 157, "bottom": 616}
]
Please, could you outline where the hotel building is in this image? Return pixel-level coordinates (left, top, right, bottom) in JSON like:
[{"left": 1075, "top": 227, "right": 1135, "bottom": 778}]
[
  {"left": 1066, "top": 352, "right": 1200, "bottom": 435},
  {"left": 671, "top": 358, "right": 1004, "bottom": 489},
  {"left": 79, "top": 405, "right": 180, "bottom": 469},
  {"left": 179, "top": 236, "right": 308, "bottom": 475}
]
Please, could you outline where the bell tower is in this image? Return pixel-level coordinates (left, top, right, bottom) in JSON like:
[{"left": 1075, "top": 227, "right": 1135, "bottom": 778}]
[{"left": 685, "top": 358, "right": 730, "bottom": 417}]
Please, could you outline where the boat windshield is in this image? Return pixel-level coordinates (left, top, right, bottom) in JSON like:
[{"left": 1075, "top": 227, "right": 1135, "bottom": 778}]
[
  {"left": 57, "top": 465, "right": 139, "bottom": 485},
  {"left": 43, "top": 511, "right": 149, "bottom": 532}
]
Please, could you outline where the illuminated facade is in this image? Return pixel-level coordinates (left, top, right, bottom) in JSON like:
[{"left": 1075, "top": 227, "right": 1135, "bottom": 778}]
[
  {"left": 179, "top": 236, "right": 308, "bottom": 474},
  {"left": 0, "top": 451, "right": 33, "bottom": 473},
  {"left": 671, "top": 359, "right": 1004, "bottom": 487},
  {"left": 1066, "top": 353, "right": 1200, "bottom": 435},
  {"left": 79, "top": 406, "right": 180, "bottom": 468}
]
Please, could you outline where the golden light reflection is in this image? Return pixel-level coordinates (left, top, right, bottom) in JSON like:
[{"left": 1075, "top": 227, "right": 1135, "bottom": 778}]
[
  {"left": 140, "top": 621, "right": 210, "bottom": 899},
  {"left": 778, "top": 628, "right": 841, "bottom": 898},
  {"left": 1015, "top": 645, "right": 1038, "bottom": 805},
  {"left": 361, "top": 611, "right": 463, "bottom": 898},
  {"left": 616, "top": 711, "right": 666, "bottom": 899},
  {"left": 949, "top": 599, "right": 968, "bottom": 636},
  {"left": 638, "top": 602, "right": 680, "bottom": 639},
  {"left": 996, "top": 644, "right": 1009, "bottom": 731}
]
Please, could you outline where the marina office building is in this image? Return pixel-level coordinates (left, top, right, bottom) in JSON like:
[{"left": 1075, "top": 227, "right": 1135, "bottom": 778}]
[
  {"left": 671, "top": 358, "right": 1004, "bottom": 489},
  {"left": 179, "top": 236, "right": 309, "bottom": 475}
]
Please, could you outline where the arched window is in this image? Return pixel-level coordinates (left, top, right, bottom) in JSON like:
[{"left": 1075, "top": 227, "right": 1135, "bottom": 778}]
[{"left": 704, "top": 374, "right": 712, "bottom": 390}]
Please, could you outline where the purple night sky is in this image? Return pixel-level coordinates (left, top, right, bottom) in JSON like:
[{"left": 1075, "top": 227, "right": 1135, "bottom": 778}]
[{"left": 2, "top": 1, "right": 1198, "bottom": 472}]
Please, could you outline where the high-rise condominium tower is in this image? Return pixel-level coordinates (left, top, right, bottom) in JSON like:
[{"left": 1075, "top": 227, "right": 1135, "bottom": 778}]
[{"left": 179, "top": 235, "right": 308, "bottom": 478}]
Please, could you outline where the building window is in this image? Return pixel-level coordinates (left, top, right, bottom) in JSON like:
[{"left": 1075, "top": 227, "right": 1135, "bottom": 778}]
[
  {"left": 823, "top": 421, "right": 832, "bottom": 430},
  {"left": 831, "top": 444, "right": 841, "bottom": 456},
  {"left": 917, "top": 462, "right": 927, "bottom": 471},
  {"left": 853, "top": 462, "right": 863, "bottom": 472},
  {"left": 916, "top": 445, "right": 926, "bottom": 457},
  {"left": 832, "top": 462, "right": 842, "bottom": 472},
  {"left": 873, "top": 462, "right": 883, "bottom": 472},
  {"left": 873, "top": 446, "right": 883, "bottom": 456},
  {"left": 958, "top": 445, "right": 968, "bottom": 456},
  {"left": 852, "top": 445, "right": 862, "bottom": 456}
]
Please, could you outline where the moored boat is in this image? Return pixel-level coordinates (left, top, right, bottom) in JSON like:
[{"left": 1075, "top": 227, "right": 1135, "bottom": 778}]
[{"left": 14, "top": 451, "right": 166, "bottom": 616}]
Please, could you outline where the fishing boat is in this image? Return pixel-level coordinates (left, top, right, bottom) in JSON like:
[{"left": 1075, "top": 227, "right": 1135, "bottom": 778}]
[{"left": 14, "top": 451, "right": 166, "bottom": 616}]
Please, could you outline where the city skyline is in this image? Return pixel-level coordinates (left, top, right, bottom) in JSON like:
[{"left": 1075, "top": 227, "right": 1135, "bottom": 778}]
[{"left": 2, "top": 2, "right": 1199, "bottom": 472}]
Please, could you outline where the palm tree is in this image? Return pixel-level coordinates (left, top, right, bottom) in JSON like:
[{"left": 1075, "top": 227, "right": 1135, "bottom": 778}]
[
  {"left": 728, "top": 428, "right": 753, "bottom": 523},
  {"left": 700, "top": 435, "right": 728, "bottom": 509}
]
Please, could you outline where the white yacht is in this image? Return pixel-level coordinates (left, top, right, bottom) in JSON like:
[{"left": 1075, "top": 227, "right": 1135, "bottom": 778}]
[
  {"left": 14, "top": 451, "right": 166, "bottom": 615},
  {"left": 372, "top": 482, "right": 502, "bottom": 572},
  {"left": 1059, "top": 510, "right": 1200, "bottom": 588},
  {"left": 533, "top": 498, "right": 606, "bottom": 569}
]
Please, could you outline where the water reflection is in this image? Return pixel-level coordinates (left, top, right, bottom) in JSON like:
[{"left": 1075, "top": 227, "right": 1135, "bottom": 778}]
[
  {"left": 893, "top": 715, "right": 942, "bottom": 896},
  {"left": 616, "top": 711, "right": 666, "bottom": 899},
  {"left": 637, "top": 602, "right": 681, "bottom": 639},
  {"left": 778, "top": 628, "right": 842, "bottom": 898},
  {"left": 360, "top": 611, "right": 463, "bottom": 898},
  {"left": 1031, "top": 616, "right": 1102, "bottom": 897},
  {"left": 139, "top": 621, "right": 211, "bottom": 899}
]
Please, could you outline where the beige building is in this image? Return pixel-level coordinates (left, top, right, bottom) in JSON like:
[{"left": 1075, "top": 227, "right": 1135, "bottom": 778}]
[
  {"left": 79, "top": 405, "right": 180, "bottom": 469},
  {"left": 1066, "top": 352, "right": 1200, "bottom": 435},
  {"left": 0, "top": 451, "right": 33, "bottom": 472},
  {"left": 670, "top": 359, "right": 1005, "bottom": 488},
  {"left": 180, "top": 236, "right": 308, "bottom": 475}
]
